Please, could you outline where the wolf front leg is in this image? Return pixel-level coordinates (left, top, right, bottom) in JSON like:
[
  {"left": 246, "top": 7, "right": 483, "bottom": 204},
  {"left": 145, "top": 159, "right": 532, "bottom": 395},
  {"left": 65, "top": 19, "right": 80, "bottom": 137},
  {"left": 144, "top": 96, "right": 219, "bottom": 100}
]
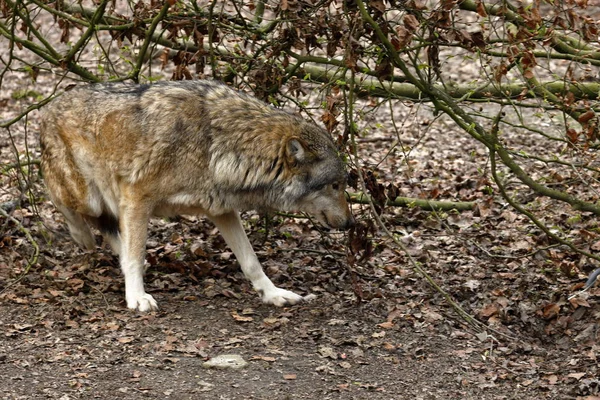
[
  {"left": 119, "top": 202, "right": 158, "bottom": 312},
  {"left": 210, "top": 211, "right": 304, "bottom": 307}
]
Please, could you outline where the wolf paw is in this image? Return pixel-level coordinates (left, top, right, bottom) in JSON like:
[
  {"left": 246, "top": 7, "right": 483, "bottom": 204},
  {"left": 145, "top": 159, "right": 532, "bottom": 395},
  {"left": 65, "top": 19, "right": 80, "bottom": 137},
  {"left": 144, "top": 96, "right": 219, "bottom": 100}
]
[
  {"left": 261, "top": 287, "right": 304, "bottom": 307},
  {"left": 126, "top": 292, "right": 158, "bottom": 312}
]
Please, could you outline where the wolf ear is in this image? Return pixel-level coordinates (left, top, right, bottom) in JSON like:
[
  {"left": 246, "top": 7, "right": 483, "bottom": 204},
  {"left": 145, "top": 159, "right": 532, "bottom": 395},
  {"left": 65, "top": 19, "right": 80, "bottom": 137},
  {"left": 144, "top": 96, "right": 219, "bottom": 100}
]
[{"left": 286, "top": 138, "right": 308, "bottom": 165}]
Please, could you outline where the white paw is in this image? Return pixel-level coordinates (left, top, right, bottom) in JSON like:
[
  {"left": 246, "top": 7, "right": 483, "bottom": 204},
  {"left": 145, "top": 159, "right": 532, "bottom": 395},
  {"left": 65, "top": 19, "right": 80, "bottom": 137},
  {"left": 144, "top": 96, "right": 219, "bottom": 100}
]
[
  {"left": 303, "top": 293, "right": 317, "bottom": 302},
  {"left": 126, "top": 292, "right": 158, "bottom": 312},
  {"left": 261, "top": 287, "right": 304, "bottom": 307}
]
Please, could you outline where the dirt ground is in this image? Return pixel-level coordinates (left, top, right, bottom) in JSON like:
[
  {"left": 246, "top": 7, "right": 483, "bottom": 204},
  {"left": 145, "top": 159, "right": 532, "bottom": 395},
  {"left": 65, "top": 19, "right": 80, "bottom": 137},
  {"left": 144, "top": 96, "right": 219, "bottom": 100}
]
[{"left": 1, "top": 11, "right": 600, "bottom": 400}]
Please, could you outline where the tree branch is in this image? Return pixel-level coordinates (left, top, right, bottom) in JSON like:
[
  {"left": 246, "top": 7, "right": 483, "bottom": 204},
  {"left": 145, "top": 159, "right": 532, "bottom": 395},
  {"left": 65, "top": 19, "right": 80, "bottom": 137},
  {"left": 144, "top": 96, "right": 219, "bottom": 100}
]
[{"left": 347, "top": 192, "right": 474, "bottom": 212}]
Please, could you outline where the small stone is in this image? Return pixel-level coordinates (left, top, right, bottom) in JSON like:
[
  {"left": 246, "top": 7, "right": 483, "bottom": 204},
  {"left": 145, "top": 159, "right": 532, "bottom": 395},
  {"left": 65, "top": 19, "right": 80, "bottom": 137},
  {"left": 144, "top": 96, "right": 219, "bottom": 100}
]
[
  {"left": 196, "top": 381, "right": 214, "bottom": 392},
  {"left": 202, "top": 354, "right": 248, "bottom": 369}
]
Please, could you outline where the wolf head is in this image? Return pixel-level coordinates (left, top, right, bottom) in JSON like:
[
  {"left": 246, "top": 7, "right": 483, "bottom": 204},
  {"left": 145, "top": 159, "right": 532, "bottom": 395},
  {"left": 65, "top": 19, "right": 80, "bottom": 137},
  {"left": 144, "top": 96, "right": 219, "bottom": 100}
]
[
  {"left": 205, "top": 86, "right": 354, "bottom": 229},
  {"left": 281, "top": 121, "right": 355, "bottom": 230}
]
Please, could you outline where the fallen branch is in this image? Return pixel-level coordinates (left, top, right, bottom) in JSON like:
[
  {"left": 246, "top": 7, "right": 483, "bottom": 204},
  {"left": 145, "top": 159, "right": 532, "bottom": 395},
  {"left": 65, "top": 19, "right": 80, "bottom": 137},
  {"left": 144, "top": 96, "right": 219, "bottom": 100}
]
[
  {"left": 347, "top": 192, "right": 474, "bottom": 211},
  {"left": 2, "top": 159, "right": 40, "bottom": 174}
]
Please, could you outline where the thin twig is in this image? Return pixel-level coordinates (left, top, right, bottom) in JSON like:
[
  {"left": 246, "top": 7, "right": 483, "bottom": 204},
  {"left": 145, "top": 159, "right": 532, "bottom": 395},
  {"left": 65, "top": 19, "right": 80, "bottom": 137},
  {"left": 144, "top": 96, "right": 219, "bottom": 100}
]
[
  {"left": 1, "top": 159, "right": 40, "bottom": 174},
  {"left": 0, "top": 207, "right": 40, "bottom": 294},
  {"left": 277, "top": 248, "right": 346, "bottom": 257}
]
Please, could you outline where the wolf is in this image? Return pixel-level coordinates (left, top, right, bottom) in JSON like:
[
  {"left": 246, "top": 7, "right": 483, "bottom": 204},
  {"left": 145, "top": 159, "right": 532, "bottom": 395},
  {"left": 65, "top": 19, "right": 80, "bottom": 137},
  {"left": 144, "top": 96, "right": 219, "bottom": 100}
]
[{"left": 40, "top": 80, "right": 354, "bottom": 312}]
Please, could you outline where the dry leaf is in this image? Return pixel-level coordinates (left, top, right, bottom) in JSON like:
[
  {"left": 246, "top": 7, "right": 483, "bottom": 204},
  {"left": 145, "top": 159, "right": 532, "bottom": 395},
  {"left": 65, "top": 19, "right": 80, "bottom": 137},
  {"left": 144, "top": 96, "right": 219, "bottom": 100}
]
[
  {"left": 65, "top": 320, "right": 79, "bottom": 329},
  {"left": 569, "top": 296, "right": 591, "bottom": 309},
  {"left": 231, "top": 311, "right": 253, "bottom": 323},
  {"left": 541, "top": 303, "right": 560, "bottom": 319},
  {"left": 479, "top": 304, "right": 498, "bottom": 318},
  {"left": 568, "top": 372, "right": 586, "bottom": 380},
  {"left": 377, "top": 321, "right": 394, "bottom": 329},
  {"left": 476, "top": 0, "right": 488, "bottom": 17},
  {"left": 403, "top": 14, "right": 419, "bottom": 31},
  {"left": 578, "top": 110, "right": 595, "bottom": 124}
]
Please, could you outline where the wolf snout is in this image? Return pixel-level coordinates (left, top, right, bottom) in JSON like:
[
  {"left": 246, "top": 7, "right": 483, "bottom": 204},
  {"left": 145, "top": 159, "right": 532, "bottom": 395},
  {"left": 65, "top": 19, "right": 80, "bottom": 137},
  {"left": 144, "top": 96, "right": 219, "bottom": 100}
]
[
  {"left": 346, "top": 216, "right": 356, "bottom": 229},
  {"left": 325, "top": 212, "right": 355, "bottom": 230},
  {"left": 340, "top": 215, "right": 355, "bottom": 230}
]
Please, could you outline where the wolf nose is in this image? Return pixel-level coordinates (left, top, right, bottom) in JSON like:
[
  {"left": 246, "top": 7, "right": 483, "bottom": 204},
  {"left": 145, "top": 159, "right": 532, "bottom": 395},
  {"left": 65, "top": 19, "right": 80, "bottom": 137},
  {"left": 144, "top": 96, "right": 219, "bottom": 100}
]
[{"left": 344, "top": 215, "right": 356, "bottom": 230}]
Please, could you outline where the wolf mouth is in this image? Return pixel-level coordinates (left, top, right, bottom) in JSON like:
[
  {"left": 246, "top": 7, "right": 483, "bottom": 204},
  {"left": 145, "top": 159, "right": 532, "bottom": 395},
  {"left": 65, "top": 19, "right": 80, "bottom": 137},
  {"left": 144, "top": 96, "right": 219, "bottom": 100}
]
[{"left": 321, "top": 211, "right": 331, "bottom": 228}]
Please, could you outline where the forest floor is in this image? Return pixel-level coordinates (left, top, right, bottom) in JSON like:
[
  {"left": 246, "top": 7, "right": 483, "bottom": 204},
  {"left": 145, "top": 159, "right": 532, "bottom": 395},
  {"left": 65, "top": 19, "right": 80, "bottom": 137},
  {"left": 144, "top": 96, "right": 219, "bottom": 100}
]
[{"left": 1, "top": 22, "right": 600, "bottom": 400}]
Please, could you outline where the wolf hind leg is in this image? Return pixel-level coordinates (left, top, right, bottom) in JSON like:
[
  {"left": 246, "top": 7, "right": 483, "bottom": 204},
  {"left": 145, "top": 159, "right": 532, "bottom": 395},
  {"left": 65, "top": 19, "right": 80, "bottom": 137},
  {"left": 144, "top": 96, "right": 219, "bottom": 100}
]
[
  {"left": 94, "top": 212, "right": 122, "bottom": 256},
  {"left": 54, "top": 204, "right": 96, "bottom": 250},
  {"left": 103, "top": 233, "right": 122, "bottom": 256},
  {"left": 209, "top": 211, "right": 304, "bottom": 307}
]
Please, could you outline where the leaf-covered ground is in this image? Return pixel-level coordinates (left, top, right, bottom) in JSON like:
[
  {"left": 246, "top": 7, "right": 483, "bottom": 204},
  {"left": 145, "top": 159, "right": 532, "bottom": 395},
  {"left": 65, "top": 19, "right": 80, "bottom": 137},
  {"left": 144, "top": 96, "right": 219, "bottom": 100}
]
[{"left": 1, "top": 40, "right": 600, "bottom": 400}]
